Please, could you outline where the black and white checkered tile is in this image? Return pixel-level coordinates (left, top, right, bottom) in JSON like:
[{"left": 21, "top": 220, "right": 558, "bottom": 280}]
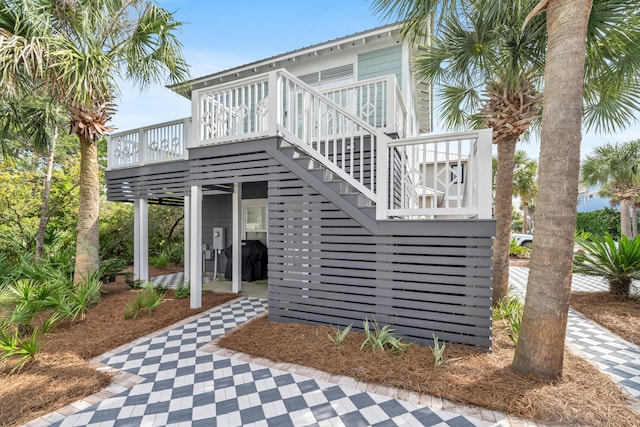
[
  {"left": 51, "top": 297, "right": 493, "bottom": 427},
  {"left": 150, "top": 272, "right": 186, "bottom": 289},
  {"left": 509, "top": 267, "right": 640, "bottom": 399}
]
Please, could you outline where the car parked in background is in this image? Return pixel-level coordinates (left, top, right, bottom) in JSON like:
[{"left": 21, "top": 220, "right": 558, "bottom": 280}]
[{"left": 512, "top": 233, "right": 533, "bottom": 247}]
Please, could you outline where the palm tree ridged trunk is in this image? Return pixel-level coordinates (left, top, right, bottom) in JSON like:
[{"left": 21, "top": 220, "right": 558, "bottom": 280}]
[
  {"left": 74, "top": 136, "right": 100, "bottom": 283},
  {"left": 35, "top": 128, "right": 57, "bottom": 261},
  {"left": 632, "top": 203, "right": 638, "bottom": 238},
  {"left": 522, "top": 202, "right": 530, "bottom": 234},
  {"left": 513, "top": 0, "right": 593, "bottom": 379},
  {"left": 620, "top": 199, "right": 632, "bottom": 238},
  {"left": 492, "top": 140, "right": 518, "bottom": 303}
]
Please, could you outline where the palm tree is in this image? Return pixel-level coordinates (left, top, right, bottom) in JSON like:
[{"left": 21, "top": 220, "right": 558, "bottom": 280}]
[
  {"left": 581, "top": 141, "right": 640, "bottom": 238},
  {"left": 404, "top": 0, "right": 546, "bottom": 304},
  {"left": 0, "top": 0, "right": 189, "bottom": 282},
  {"left": 373, "top": 0, "right": 640, "bottom": 378},
  {"left": 513, "top": 151, "right": 537, "bottom": 234}
]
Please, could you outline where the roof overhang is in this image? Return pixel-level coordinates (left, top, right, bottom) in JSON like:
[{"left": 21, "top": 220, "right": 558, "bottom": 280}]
[{"left": 169, "top": 24, "right": 402, "bottom": 98}]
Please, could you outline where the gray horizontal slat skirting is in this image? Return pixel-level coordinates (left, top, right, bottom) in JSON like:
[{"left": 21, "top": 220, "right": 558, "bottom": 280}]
[
  {"left": 270, "top": 270, "right": 493, "bottom": 292},
  {"left": 268, "top": 309, "right": 491, "bottom": 348},
  {"left": 268, "top": 247, "right": 492, "bottom": 267},
  {"left": 267, "top": 158, "right": 495, "bottom": 349},
  {"left": 268, "top": 241, "right": 493, "bottom": 257},
  {"left": 108, "top": 135, "right": 496, "bottom": 350},
  {"left": 270, "top": 283, "right": 489, "bottom": 318},
  {"left": 269, "top": 298, "right": 491, "bottom": 333},
  {"left": 269, "top": 295, "right": 491, "bottom": 348}
]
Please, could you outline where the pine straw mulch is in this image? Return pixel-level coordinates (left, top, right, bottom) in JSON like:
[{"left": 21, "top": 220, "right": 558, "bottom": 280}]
[
  {"left": 570, "top": 291, "right": 640, "bottom": 346},
  {"left": 0, "top": 268, "right": 238, "bottom": 427},
  {"left": 219, "top": 315, "right": 640, "bottom": 426}
]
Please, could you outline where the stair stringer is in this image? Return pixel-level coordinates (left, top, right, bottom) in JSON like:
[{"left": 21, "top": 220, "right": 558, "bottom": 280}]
[{"left": 265, "top": 142, "right": 381, "bottom": 235}]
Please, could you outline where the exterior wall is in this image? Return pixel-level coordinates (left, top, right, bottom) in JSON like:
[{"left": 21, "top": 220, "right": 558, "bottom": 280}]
[
  {"left": 358, "top": 45, "right": 403, "bottom": 88},
  {"left": 268, "top": 173, "right": 494, "bottom": 349}
]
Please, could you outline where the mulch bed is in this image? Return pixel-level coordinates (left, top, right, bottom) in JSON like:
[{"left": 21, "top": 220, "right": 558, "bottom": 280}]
[
  {"left": 571, "top": 291, "right": 640, "bottom": 346},
  {"left": 219, "top": 316, "right": 640, "bottom": 426},
  {"left": 0, "top": 268, "right": 238, "bottom": 427}
]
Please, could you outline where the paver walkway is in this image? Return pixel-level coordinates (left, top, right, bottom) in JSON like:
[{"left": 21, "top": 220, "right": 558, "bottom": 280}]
[
  {"left": 29, "top": 297, "right": 505, "bottom": 427},
  {"left": 25, "top": 267, "right": 640, "bottom": 426},
  {"left": 510, "top": 267, "right": 640, "bottom": 400}
]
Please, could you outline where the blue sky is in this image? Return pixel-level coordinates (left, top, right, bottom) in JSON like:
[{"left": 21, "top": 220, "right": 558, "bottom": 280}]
[{"left": 111, "top": 1, "right": 640, "bottom": 160}]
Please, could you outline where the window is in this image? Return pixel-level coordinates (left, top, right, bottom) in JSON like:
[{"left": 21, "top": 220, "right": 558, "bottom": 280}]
[
  {"left": 243, "top": 199, "right": 267, "bottom": 244},
  {"left": 451, "top": 164, "right": 465, "bottom": 184}
]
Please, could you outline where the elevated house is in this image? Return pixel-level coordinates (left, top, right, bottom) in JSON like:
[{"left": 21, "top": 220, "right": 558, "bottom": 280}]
[{"left": 107, "top": 25, "right": 496, "bottom": 348}]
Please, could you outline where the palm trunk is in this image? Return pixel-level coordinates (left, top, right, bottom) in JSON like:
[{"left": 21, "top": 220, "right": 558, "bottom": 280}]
[
  {"left": 513, "top": 0, "right": 592, "bottom": 379},
  {"left": 632, "top": 203, "right": 638, "bottom": 238},
  {"left": 73, "top": 135, "right": 101, "bottom": 284},
  {"left": 35, "top": 128, "right": 58, "bottom": 261},
  {"left": 492, "top": 140, "right": 518, "bottom": 303},
  {"left": 620, "top": 199, "right": 632, "bottom": 238},
  {"left": 522, "top": 202, "right": 529, "bottom": 234}
]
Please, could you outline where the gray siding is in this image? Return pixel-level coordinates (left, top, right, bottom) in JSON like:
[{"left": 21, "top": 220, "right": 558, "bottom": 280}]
[
  {"left": 268, "top": 172, "right": 494, "bottom": 349},
  {"left": 358, "top": 45, "right": 403, "bottom": 88}
]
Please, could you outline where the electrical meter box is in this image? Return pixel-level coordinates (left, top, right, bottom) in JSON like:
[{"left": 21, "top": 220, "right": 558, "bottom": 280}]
[{"left": 212, "top": 227, "right": 225, "bottom": 250}]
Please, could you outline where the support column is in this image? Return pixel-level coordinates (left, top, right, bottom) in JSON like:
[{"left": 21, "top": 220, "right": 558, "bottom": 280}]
[
  {"left": 184, "top": 194, "right": 190, "bottom": 285},
  {"left": 133, "top": 198, "right": 149, "bottom": 282},
  {"left": 232, "top": 182, "right": 242, "bottom": 293},
  {"left": 189, "top": 186, "right": 202, "bottom": 309}
]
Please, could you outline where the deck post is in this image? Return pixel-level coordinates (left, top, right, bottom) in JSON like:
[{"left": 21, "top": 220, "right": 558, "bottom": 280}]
[
  {"left": 476, "top": 128, "right": 493, "bottom": 219},
  {"left": 232, "top": 182, "right": 242, "bottom": 293},
  {"left": 133, "top": 198, "right": 149, "bottom": 282},
  {"left": 189, "top": 186, "right": 202, "bottom": 309},
  {"left": 268, "top": 71, "right": 279, "bottom": 133},
  {"left": 375, "top": 132, "right": 389, "bottom": 220},
  {"left": 184, "top": 194, "right": 191, "bottom": 288}
]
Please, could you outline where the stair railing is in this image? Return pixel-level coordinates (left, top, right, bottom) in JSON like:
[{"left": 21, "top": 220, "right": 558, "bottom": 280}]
[
  {"left": 376, "top": 129, "right": 493, "bottom": 220},
  {"left": 271, "top": 70, "right": 383, "bottom": 202}
]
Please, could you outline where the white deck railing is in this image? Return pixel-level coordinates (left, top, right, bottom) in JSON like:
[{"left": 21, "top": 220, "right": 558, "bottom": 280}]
[
  {"left": 108, "top": 118, "right": 190, "bottom": 169},
  {"left": 323, "top": 75, "right": 407, "bottom": 138},
  {"left": 274, "top": 71, "right": 379, "bottom": 201},
  {"left": 375, "top": 129, "right": 493, "bottom": 219},
  {"left": 107, "top": 72, "right": 492, "bottom": 220}
]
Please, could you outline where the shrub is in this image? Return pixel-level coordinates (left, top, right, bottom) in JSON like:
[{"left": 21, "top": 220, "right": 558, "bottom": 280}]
[
  {"left": 59, "top": 274, "right": 102, "bottom": 321},
  {"left": 0, "top": 279, "right": 64, "bottom": 328},
  {"left": 175, "top": 283, "right": 190, "bottom": 299},
  {"left": 509, "top": 238, "right": 530, "bottom": 257},
  {"left": 492, "top": 296, "right": 524, "bottom": 345},
  {"left": 431, "top": 334, "right": 461, "bottom": 367},
  {"left": 327, "top": 324, "right": 352, "bottom": 347},
  {"left": 360, "top": 317, "right": 410, "bottom": 354},
  {"left": 576, "top": 207, "right": 621, "bottom": 239},
  {"left": 99, "top": 258, "right": 127, "bottom": 283},
  {"left": 574, "top": 233, "right": 640, "bottom": 296},
  {"left": 124, "top": 284, "right": 165, "bottom": 320},
  {"left": 149, "top": 252, "right": 170, "bottom": 269}
]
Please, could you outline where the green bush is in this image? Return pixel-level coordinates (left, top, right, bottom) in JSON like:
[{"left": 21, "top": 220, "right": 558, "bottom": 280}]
[
  {"left": 574, "top": 233, "right": 640, "bottom": 296},
  {"left": 100, "top": 258, "right": 127, "bottom": 283},
  {"left": 124, "top": 284, "right": 165, "bottom": 320},
  {"left": 175, "top": 283, "right": 190, "bottom": 299},
  {"left": 509, "top": 238, "right": 530, "bottom": 257},
  {"left": 492, "top": 296, "right": 524, "bottom": 345},
  {"left": 149, "top": 252, "right": 170, "bottom": 269},
  {"left": 100, "top": 202, "right": 184, "bottom": 264},
  {"left": 360, "top": 317, "right": 411, "bottom": 355},
  {"left": 576, "top": 207, "right": 621, "bottom": 239}
]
